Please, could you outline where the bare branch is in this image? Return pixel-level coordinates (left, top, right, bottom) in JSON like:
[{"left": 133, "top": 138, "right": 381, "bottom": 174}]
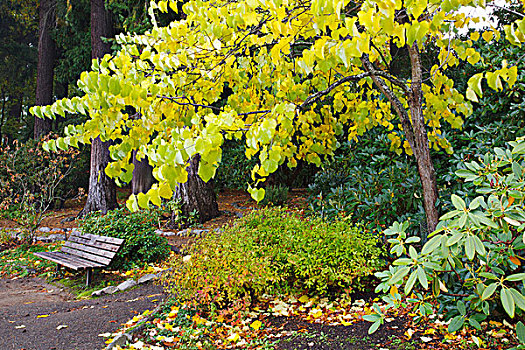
[{"left": 299, "top": 69, "right": 408, "bottom": 110}]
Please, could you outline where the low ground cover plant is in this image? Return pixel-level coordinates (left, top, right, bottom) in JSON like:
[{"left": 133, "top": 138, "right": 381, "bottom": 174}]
[
  {"left": 80, "top": 208, "right": 171, "bottom": 270},
  {"left": 0, "top": 241, "right": 61, "bottom": 278},
  {"left": 166, "top": 207, "right": 385, "bottom": 307}
]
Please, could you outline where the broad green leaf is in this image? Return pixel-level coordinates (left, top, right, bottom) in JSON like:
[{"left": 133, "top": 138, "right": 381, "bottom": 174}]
[
  {"left": 506, "top": 273, "right": 525, "bottom": 282},
  {"left": 469, "top": 318, "right": 481, "bottom": 330},
  {"left": 405, "top": 270, "right": 417, "bottom": 295},
  {"left": 390, "top": 267, "right": 410, "bottom": 284},
  {"left": 368, "top": 320, "right": 381, "bottom": 334},
  {"left": 416, "top": 266, "right": 428, "bottom": 289},
  {"left": 510, "top": 288, "right": 525, "bottom": 311},
  {"left": 451, "top": 194, "right": 466, "bottom": 210},
  {"left": 517, "top": 321, "right": 525, "bottom": 343},
  {"left": 465, "top": 235, "right": 475, "bottom": 260},
  {"left": 482, "top": 283, "right": 497, "bottom": 300},
  {"left": 501, "top": 288, "right": 515, "bottom": 318},
  {"left": 422, "top": 234, "right": 443, "bottom": 255},
  {"left": 448, "top": 315, "right": 464, "bottom": 333}
]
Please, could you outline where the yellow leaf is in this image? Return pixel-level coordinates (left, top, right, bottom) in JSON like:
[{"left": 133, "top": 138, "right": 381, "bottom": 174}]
[
  {"left": 251, "top": 320, "right": 262, "bottom": 330},
  {"left": 390, "top": 285, "right": 398, "bottom": 297},
  {"left": 227, "top": 333, "right": 240, "bottom": 342},
  {"left": 311, "top": 309, "right": 322, "bottom": 318},
  {"left": 482, "top": 30, "right": 493, "bottom": 42},
  {"left": 37, "top": 315, "right": 49, "bottom": 318},
  {"left": 340, "top": 319, "right": 353, "bottom": 326},
  {"left": 470, "top": 32, "right": 480, "bottom": 41},
  {"left": 299, "top": 295, "right": 310, "bottom": 303}
]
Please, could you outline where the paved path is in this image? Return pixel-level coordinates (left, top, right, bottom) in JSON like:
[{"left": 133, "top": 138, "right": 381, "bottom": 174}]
[{"left": 0, "top": 278, "right": 165, "bottom": 350}]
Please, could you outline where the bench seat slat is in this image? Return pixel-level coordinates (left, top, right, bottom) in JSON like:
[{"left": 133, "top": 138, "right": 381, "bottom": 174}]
[
  {"left": 34, "top": 251, "right": 104, "bottom": 270},
  {"left": 67, "top": 235, "right": 121, "bottom": 252},
  {"left": 62, "top": 241, "right": 117, "bottom": 260},
  {"left": 60, "top": 246, "right": 112, "bottom": 266}
]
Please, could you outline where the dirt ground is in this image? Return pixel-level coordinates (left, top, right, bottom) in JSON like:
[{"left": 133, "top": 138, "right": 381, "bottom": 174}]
[
  {"left": 0, "top": 188, "right": 309, "bottom": 232},
  {"left": 0, "top": 278, "right": 165, "bottom": 350}
]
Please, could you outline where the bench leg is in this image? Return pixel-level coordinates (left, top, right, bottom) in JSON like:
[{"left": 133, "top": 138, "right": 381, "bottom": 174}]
[
  {"left": 86, "top": 268, "right": 93, "bottom": 286},
  {"left": 54, "top": 265, "right": 61, "bottom": 278}
]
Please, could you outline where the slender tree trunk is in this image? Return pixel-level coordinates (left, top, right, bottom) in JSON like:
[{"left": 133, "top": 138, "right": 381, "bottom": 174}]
[
  {"left": 362, "top": 47, "right": 439, "bottom": 234},
  {"left": 9, "top": 94, "right": 23, "bottom": 121},
  {"left": 80, "top": 138, "right": 117, "bottom": 215},
  {"left": 132, "top": 150, "right": 154, "bottom": 195},
  {"left": 34, "top": 0, "right": 55, "bottom": 139},
  {"left": 407, "top": 43, "right": 439, "bottom": 233},
  {"left": 80, "top": 0, "right": 117, "bottom": 216},
  {"left": 171, "top": 155, "right": 220, "bottom": 226}
]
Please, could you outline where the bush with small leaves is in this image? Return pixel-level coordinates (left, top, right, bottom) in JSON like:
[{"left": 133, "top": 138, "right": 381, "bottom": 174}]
[
  {"left": 165, "top": 207, "right": 385, "bottom": 308},
  {"left": 259, "top": 185, "right": 289, "bottom": 206}
]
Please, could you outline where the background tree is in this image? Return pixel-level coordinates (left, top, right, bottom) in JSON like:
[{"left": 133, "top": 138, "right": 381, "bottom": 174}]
[
  {"left": 34, "top": 0, "right": 56, "bottom": 139},
  {"left": 0, "top": 0, "right": 38, "bottom": 143},
  {"left": 79, "top": 0, "right": 117, "bottom": 215}
]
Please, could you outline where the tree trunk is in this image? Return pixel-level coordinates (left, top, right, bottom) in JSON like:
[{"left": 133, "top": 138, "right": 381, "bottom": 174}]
[
  {"left": 131, "top": 150, "right": 154, "bottom": 195},
  {"left": 362, "top": 49, "right": 439, "bottom": 234},
  {"left": 90, "top": 0, "right": 113, "bottom": 59},
  {"left": 80, "top": 0, "right": 117, "bottom": 215},
  {"left": 79, "top": 137, "right": 117, "bottom": 215},
  {"left": 34, "top": 0, "right": 55, "bottom": 139},
  {"left": 171, "top": 155, "right": 220, "bottom": 226},
  {"left": 407, "top": 43, "right": 439, "bottom": 233}
]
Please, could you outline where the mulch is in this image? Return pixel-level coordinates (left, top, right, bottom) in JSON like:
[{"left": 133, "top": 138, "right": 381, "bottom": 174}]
[{"left": 270, "top": 315, "right": 408, "bottom": 350}]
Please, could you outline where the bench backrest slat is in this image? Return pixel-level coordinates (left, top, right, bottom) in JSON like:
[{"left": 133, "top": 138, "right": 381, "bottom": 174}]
[
  {"left": 71, "top": 232, "right": 124, "bottom": 245},
  {"left": 62, "top": 240, "right": 117, "bottom": 259},
  {"left": 68, "top": 234, "right": 122, "bottom": 253}
]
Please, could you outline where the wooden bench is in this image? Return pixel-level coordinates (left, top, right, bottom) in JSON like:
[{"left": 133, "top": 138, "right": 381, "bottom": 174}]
[{"left": 34, "top": 232, "right": 124, "bottom": 286}]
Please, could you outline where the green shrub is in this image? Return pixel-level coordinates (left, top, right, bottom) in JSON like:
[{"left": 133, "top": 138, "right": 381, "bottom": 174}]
[
  {"left": 0, "top": 137, "right": 89, "bottom": 239},
  {"left": 260, "top": 185, "right": 289, "bottom": 206},
  {"left": 370, "top": 137, "right": 525, "bottom": 337},
  {"left": 167, "top": 208, "right": 385, "bottom": 306},
  {"left": 308, "top": 136, "right": 424, "bottom": 234},
  {"left": 215, "top": 140, "right": 257, "bottom": 190},
  {"left": 79, "top": 208, "right": 171, "bottom": 270}
]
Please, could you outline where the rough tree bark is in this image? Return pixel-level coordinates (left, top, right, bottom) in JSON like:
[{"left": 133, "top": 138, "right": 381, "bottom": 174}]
[
  {"left": 171, "top": 155, "right": 220, "bottom": 226},
  {"left": 362, "top": 43, "right": 439, "bottom": 233},
  {"left": 79, "top": 0, "right": 117, "bottom": 216},
  {"left": 131, "top": 150, "right": 154, "bottom": 195},
  {"left": 407, "top": 44, "right": 439, "bottom": 233},
  {"left": 34, "top": 0, "right": 55, "bottom": 139}
]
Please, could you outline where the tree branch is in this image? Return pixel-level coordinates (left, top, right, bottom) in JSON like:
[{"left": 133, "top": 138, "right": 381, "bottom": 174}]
[
  {"left": 299, "top": 69, "right": 408, "bottom": 110},
  {"left": 361, "top": 54, "right": 416, "bottom": 149}
]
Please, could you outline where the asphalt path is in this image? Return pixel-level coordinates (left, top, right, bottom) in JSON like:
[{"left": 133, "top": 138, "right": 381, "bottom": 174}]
[{"left": 0, "top": 277, "right": 165, "bottom": 350}]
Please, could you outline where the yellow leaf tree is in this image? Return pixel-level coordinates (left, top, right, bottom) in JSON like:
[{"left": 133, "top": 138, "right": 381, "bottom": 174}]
[{"left": 32, "top": 0, "right": 524, "bottom": 232}]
